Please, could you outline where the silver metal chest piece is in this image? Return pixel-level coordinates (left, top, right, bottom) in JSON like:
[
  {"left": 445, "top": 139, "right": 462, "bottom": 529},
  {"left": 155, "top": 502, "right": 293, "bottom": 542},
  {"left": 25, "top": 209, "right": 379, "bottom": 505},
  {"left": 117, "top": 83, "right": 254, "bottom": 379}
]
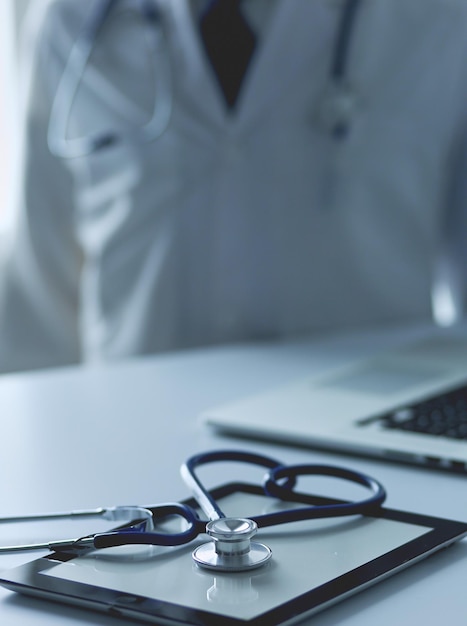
[{"left": 192, "top": 518, "right": 272, "bottom": 572}]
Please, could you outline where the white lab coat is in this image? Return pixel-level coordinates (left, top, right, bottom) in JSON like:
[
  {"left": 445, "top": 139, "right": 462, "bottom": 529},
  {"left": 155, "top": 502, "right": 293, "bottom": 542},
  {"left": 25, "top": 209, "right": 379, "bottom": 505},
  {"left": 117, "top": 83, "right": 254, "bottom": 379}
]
[{"left": 1, "top": 0, "right": 467, "bottom": 373}]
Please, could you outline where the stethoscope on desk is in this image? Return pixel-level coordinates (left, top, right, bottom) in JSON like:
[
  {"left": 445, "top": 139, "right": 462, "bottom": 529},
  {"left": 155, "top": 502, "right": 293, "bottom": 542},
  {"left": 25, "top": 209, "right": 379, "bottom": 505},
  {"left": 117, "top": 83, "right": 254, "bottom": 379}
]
[
  {"left": 0, "top": 450, "right": 386, "bottom": 573},
  {"left": 48, "top": 0, "right": 362, "bottom": 159}
]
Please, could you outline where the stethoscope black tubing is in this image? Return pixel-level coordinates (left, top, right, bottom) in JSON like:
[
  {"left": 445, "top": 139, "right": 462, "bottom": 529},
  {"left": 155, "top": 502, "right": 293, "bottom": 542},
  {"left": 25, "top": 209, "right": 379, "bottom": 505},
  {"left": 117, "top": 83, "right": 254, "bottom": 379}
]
[
  {"left": 185, "top": 450, "right": 386, "bottom": 529},
  {"left": 331, "top": 0, "right": 362, "bottom": 80},
  {"left": 182, "top": 449, "right": 297, "bottom": 521},
  {"left": 94, "top": 450, "right": 295, "bottom": 550},
  {"left": 91, "top": 450, "right": 386, "bottom": 549},
  {"left": 259, "top": 463, "right": 386, "bottom": 527},
  {"left": 93, "top": 503, "right": 205, "bottom": 549},
  {"left": 95, "top": 450, "right": 294, "bottom": 550}
]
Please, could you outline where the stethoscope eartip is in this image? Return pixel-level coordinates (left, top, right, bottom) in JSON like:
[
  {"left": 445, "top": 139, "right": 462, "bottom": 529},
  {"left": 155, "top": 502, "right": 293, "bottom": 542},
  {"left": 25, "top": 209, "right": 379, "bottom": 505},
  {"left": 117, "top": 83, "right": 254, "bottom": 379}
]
[{"left": 192, "top": 517, "right": 272, "bottom": 572}]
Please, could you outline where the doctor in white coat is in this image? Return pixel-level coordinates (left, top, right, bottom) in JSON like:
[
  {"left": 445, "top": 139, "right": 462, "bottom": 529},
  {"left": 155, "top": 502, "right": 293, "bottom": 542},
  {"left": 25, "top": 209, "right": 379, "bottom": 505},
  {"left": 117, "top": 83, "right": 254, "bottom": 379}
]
[{"left": 1, "top": 0, "right": 467, "bottom": 373}]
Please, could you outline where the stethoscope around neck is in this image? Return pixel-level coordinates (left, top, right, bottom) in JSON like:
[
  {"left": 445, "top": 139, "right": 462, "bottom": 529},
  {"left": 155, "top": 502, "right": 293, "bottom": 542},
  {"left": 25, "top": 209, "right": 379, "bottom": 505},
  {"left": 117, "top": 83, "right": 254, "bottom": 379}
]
[
  {"left": 47, "top": 0, "right": 362, "bottom": 159},
  {"left": 47, "top": 0, "right": 172, "bottom": 159},
  {"left": 316, "top": 0, "right": 361, "bottom": 139}
]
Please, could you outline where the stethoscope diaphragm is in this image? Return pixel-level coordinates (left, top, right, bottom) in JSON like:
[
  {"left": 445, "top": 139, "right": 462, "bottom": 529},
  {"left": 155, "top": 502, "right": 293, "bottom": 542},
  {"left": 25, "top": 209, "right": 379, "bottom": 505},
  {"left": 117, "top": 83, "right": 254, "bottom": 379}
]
[{"left": 192, "top": 517, "right": 272, "bottom": 572}]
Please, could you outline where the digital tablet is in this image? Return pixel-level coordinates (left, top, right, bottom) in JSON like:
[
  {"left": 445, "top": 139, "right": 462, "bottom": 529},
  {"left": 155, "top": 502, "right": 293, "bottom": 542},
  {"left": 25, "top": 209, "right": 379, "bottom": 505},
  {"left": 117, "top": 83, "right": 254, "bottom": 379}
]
[{"left": 1, "top": 483, "right": 466, "bottom": 626}]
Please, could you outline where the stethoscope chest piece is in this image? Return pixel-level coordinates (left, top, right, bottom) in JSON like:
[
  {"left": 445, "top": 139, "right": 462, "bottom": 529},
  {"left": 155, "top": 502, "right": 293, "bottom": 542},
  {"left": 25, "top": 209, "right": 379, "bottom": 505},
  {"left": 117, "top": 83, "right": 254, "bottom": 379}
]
[
  {"left": 315, "top": 81, "right": 358, "bottom": 138},
  {"left": 192, "top": 518, "right": 272, "bottom": 572}
]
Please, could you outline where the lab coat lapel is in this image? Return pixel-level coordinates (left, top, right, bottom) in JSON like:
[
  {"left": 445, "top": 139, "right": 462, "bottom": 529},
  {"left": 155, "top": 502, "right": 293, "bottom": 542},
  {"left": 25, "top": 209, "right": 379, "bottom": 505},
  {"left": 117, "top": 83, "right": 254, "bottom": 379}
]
[
  {"left": 163, "top": 0, "right": 334, "bottom": 134},
  {"left": 163, "top": 0, "right": 232, "bottom": 130},
  {"left": 237, "top": 0, "right": 335, "bottom": 131}
]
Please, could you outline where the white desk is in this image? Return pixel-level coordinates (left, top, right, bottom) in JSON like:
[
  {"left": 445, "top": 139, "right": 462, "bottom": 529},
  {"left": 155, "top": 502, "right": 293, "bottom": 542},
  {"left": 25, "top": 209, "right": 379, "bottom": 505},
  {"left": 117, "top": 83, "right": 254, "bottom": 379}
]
[{"left": 0, "top": 325, "right": 466, "bottom": 626}]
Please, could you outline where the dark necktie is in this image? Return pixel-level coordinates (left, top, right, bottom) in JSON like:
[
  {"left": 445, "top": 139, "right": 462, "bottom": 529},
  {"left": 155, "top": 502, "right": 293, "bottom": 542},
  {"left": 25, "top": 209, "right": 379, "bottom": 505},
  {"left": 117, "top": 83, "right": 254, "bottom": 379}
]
[{"left": 199, "top": 0, "right": 257, "bottom": 110}]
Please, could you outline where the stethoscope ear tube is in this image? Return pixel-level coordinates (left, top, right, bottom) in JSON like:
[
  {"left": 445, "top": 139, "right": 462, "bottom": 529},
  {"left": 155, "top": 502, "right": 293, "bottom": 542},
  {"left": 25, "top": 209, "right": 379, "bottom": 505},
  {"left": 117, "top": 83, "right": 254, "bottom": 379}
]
[{"left": 0, "top": 505, "right": 154, "bottom": 553}]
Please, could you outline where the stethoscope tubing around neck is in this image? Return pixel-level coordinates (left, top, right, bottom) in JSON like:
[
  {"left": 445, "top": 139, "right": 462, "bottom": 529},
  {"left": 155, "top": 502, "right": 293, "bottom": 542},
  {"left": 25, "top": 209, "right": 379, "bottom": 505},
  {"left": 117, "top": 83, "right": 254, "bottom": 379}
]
[
  {"left": 48, "top": 0, "right": 362, "bottom": 158},
  {"left": 332, "top": 0, "right": 361, "bottom": 81},
  {"left": 47, "top": 0, "right": 172, "bottom": 159},
  {"left": 321, "top": 0, "right": 362, "bottom": 139}
]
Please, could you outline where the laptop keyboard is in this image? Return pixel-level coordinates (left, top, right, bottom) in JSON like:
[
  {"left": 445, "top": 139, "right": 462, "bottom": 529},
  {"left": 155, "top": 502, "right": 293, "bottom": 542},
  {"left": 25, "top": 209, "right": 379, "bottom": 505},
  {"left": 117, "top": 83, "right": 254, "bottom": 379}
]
[{"left": 378, "top": 383, "right": 467, "bottom": 440}]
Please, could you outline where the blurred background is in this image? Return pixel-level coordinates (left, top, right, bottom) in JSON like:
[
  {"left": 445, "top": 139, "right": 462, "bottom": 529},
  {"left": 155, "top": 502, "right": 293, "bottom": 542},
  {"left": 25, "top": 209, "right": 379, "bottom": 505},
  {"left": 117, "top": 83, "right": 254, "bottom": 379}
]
[
  {"left": 0, "top": 0, "right": 28, "bottom": 234},
  {"left": 0, "top": 0, "right": 459, "bottom": 334}
]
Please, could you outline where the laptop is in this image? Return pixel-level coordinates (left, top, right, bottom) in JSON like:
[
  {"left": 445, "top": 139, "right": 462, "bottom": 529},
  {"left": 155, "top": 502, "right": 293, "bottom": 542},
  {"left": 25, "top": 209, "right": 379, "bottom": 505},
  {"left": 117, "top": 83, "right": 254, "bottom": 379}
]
[{"left": 203, "top": 330, "right": 467, "bottom": 472}]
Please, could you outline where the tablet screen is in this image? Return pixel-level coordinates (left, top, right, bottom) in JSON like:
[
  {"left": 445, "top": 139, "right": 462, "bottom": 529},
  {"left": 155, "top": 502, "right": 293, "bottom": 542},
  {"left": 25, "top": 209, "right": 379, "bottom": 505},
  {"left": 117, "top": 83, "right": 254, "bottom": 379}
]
[
  {"left": 2, "top": 484, "right": 466, "bottom": 626},
  {"left": 43, "top": 491, "right": 427, "bottom": 621}
]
